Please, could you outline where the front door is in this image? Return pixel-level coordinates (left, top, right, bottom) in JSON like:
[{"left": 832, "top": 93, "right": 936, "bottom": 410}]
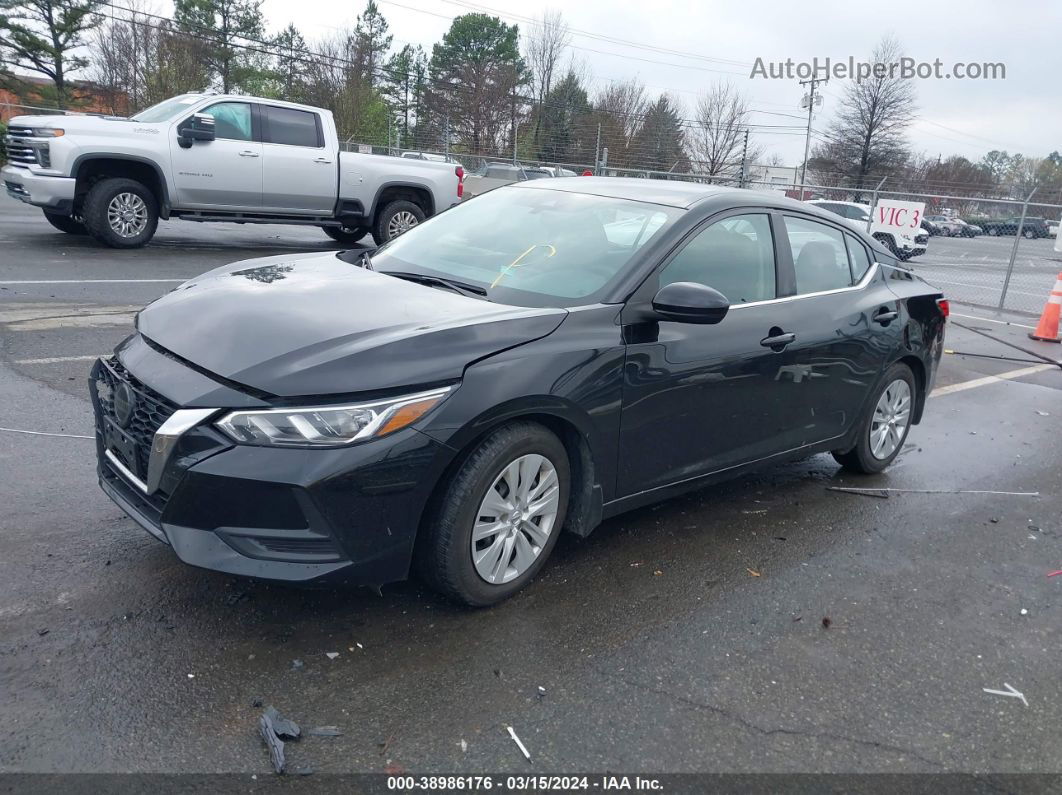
[
  {"left": 618, "top": 211, "right": 803, "bottom": 497},
  {"left": 171, "top": 101, "right": 263, "bottom": 210}
]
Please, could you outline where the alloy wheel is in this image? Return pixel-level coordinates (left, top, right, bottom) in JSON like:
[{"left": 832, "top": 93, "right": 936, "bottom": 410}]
[
  {"left": 869, "top": 379, "right": 911, "bottom": 460},
  {"left": 107, "top": 193, "right": 148, "bottom": 238},
  {"left": 471, "top": 454, "right": 560, "bottom": 584},
  {"left": 387, "top": 210, "right": 419, "bottom": 239}
]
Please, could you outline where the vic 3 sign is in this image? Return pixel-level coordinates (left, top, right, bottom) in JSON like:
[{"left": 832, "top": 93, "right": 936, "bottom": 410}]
[{"left": 872, "top": 200, "right": 925, "bottom": 234}]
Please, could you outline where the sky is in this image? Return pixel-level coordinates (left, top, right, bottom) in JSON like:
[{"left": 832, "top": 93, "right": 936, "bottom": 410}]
[{"left": 257, "top": 0, "right": 1062, "bottom": 167}]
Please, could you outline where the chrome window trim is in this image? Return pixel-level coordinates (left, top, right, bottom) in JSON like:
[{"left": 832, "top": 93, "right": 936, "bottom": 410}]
[{"left": 728, "top": 261, "right": 882, "bottom": 311}]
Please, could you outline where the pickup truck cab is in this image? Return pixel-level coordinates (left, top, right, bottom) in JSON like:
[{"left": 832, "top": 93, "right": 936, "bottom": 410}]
[
  {"left": 2, "top": 93, "right": 463, "bottom": 248},
  {"left": 806, "top": 199, "right": 928, "bottom": 260}
]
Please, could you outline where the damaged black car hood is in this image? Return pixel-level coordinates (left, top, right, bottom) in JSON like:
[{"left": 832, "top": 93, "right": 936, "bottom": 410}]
[{"left": 135, "top": 252, "right": 567, "bottom": 397}]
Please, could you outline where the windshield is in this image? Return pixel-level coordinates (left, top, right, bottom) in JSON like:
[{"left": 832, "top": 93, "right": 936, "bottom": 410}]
[
  {"left": 363, "top": 186, "right": 682, "bottom": 307},
  {"left": 131, "top": 95, "right": 202, "bottom": 123}
]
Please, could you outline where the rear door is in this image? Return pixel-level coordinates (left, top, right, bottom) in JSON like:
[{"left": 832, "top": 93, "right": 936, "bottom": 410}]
[
  {"left": 259, "top": 104, "right": 337, "bottom": 213},
  {"left": 171, "top": 100, "right": 263, "bottom": 209},
  {"left": 773, "top": 213, "right": 902, "bottom": 445}
]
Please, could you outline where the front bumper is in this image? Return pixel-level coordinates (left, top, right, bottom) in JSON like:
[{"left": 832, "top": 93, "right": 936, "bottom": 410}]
[
  {"left": 2, "top": 164, "right": 76, "bottom": 211},
  {"left": 90, "top": 348, "right": 455, "bottom": 588}
]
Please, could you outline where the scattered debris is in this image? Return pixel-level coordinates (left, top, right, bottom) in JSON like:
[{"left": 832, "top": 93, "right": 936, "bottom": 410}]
[
  {"left": 356, "top": 643, "right": 364, "bottom": 649},
  {"left": 537, "top": 686, "right": 546, "bottom": 697},
  {"left": 459, "top": 739, "right": 468, "bottom": 752},
  {"left": 821, "top": 617, "right": 832, "bottom": 629},
  {"left": 259, "top": 712, "right": 287, "bottom": 774},
  {"left": 37, "top": 628, "right": 49, "bottom": 636},
  {"left": 1048, "top": 570, "right": 1062, "bottom": 578},
  {"left": 1036, "top": 411, "right": 1050, "bottom": 416},
  {"left": 251, "top": 698, "right": 263, "bottom": 708},
  {"left": 325, "top": 652, "right": 339, "bottom": 660},
  {"left": 792, "top": 616, "right": 803, "bottom": 622},
  {"left": 746, "top": 568, "right": 761, "bottom": 577},
  {"left": 827, "top": 486, "right": 1039, "bottom": 499},
  {"left": 293, "top": 766, "right": 314, "bottom": 776},
  {"left": 653, "top": 570, "right": 663, "bottom": 576},
  {"left": 983, "top": 683, "right": 1028, "bottom": 707},
  {"left": 187, "top": 674, "right": 195, "bottom": 679},
  {"left": 378, "top": 734, "right": 395, "bottom": 755},
  {"left": 264, "top": 706, "right": 300, "bottom": 740},
  {"left": 989, "top": 518, "right": 999, "bottom": 524},
  {"left": 307, "top": 726, "right": 343, "bottom": 737},
  {"left": 629, "top": 562, "right": 642, "bottom": 568},
  {"left": 1020, "top": 608, "right": 1029, "bottom": 616},
  {"left": 291, "top": 659, "right": 304, "bottom": 671},
  {"left": 507, "top": 726, "right": 532, "bottom": 763}
]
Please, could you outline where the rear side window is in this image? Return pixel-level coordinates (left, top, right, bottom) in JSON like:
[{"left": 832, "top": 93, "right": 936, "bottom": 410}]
[
  {"left": 263, "top": 106, "right": 321, "bottom": 147},
  {"left": 846, "top": 235, "right": 871, "bottom": 281},
  {"left": 660, "top": 213, "right": 776, "bottom": 304},
  {"left": 205, "top": 102, "right": 252, "bottom": 141},
  {"left": 784, "top": 216, "right": 852, "bottom": 294}
]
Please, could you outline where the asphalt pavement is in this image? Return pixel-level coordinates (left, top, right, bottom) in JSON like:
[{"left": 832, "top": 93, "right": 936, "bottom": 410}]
[{"left": 1, "top": 197, "right": 1061, "bottom": 776}]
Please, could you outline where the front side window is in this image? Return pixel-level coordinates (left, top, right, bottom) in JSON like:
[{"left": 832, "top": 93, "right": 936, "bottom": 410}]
[
  {"left": 366, "top": 186, "right": 682, "bottom": 307},
  {"left": 784, "top": 216, "right": 853, "bottom": 294},
  {"left": 204, "top": 102, "right": 252, "bottom": 141},
  {"left": 658, "top": 213, "right": 776, "bottom": 305},
  {"left": 263, "top": 106, "right": 320, "bottom": 147}
]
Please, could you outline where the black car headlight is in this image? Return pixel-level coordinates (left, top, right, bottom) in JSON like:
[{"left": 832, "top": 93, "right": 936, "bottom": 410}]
[{"left": 215, "top": 387, "right": 451, "bottom": 448}]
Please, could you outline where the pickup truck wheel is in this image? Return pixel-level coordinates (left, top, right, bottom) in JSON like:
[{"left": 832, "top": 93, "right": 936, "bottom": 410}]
[
  {"left": 414, "top": 421, "right": 570, "bottom": 607},
  {"left": 43, "top": 211, "right": 87, "bottom": 235},
  {"left": 82, "top": 177, "right": 158, "bottom": 249},
  {"left": 322, "top": 225, "right": 369, "bottom": 243},
  {"left": 373, "top": 200, "right": 425, "bottom": 245}
]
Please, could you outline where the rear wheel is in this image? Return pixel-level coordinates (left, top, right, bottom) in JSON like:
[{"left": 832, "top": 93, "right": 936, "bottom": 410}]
[
  {"left": 322, "top": 224, "right": 369, "bottom": 244},
  {"left": 1022, "top": 227, "right": 1036, "bottom": 239},
  {"left": 372, "top": 200, "right": 425, "bottom": 245},
  {"left": 415, "top": 422, "right": 569, "bottom": 606},
  {"left": 987, "top": 227, "right": 999, "bottom": 236},
  {"left": 832, "top": 363, "right": 916, "bottom": 474},
  {"left": 82, "top": 177, "right": 158, "bottom": 248},
  {"left": 43, "top": 211, "right": 87, "bottom": 235}
]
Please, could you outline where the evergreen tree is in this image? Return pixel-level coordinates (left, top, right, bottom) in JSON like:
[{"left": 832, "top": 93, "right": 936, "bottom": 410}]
[
  {"left": 631, "top": 95, "right": 690, "bottom": 173},
  {"left": 174, "top": 0, "right": 267, "bottom": 93}
]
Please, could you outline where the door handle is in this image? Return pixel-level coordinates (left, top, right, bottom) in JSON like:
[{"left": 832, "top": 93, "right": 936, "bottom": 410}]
[
  {"left": 238, "top": 150, "right": 260, "bottom": 158},
  {"left": 760, "top": 331, "right": 796, "bottom": 349},
  {"left": 313, "top": 157, "right": 333, "bottom": 164},
  {"left": 874, "top": 308, "right": 899, "bottom": 324}
]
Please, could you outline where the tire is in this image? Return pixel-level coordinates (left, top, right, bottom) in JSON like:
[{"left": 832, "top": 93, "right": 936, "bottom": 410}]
[
  {"left": 832, "top": 363, "right": 916, "bottom": 474},
  {"left": 372, "top": 200, "right": 425, "bottom": 245},
  {"left": 1022, "top": 228, "right": 1036, "bottom": 240},
  {"left": 987, "top": 227, "right": 999, "bottom": 236},
  {"left": 415, "top": 421, "right": 570, "bottom": 607},
  {"left": 82, "top": 177, "right": 158, "bottom": 249},
  {"left": 43, "top": 211, "right": 87, "bottom": 235},
  {"left": 322, "top": 224, "right": 369, "bottom": 244}
]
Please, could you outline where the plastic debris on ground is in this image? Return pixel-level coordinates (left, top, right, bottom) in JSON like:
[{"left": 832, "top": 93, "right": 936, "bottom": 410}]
[
  {"left": 507, "top": 726, "right": 532, "bottom": 763},
  {"left": 307, "top": 726, "right": 343, "bottom": 737}
]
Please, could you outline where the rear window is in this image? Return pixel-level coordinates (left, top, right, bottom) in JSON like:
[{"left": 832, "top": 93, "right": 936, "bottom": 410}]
[{"left": 263, "top": 106, "right": 321, "bottom": 147}]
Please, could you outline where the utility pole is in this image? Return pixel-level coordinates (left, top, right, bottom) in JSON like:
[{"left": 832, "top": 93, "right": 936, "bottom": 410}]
[
  {"left": 739, "top": 128, "right": 749, "bottom": 188},
  {"left": 798, "top": 76, "right": 826, "bottom": 198},
  {"left": 594, "top": 123, "right": 602, "bottom": 175}
]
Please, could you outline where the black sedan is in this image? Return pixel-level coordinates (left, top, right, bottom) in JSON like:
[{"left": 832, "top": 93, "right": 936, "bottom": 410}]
[{"left": 91, "top": 179, "right": 947, "bottom": 606}]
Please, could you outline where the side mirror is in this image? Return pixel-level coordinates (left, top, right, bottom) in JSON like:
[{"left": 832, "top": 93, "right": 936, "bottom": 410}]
[
  {"left": 651, "top": 281, "right": 730, "bottom": 324},
  {"left": 177, "top": 112, "right": 215, "bottom": 148}
]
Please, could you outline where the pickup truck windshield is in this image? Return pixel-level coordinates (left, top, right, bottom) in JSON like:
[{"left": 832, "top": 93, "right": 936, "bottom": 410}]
[
  {"left": 131, "top": 95, "right": 201, "bottom": 123},
  {"left": 362, "top": 186, "right": 681, "bottom": 308}
]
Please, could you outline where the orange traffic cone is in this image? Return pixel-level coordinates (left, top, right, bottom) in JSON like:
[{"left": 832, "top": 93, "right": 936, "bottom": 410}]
[{"left": 1029, "top": 272, "right": 1062, "bottom": 343}]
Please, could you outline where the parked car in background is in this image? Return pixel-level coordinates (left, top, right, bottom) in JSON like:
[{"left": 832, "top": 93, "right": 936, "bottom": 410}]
[
  {"left": 91, "top": 179, "right": 946, "bottom": 605},
  {"left": 925, "top": 215, "right": 964, "bottom": 236},
  {"left": 952, "top": 218, "right": 983, "bottom": 237},
  {"left": 463, "top": 162, "right": 528, "bottom": 197},
  {"left": 921, "top": 218, "right": 942, "bottom": 236},
  {"left": 807, "top": 199, "right": 928, "bottom": 260},
  {"left": 529, "top": 166, "right": 578, "bottom": 178},
  {"left": 980, "top": 216, "right": 1052, "bottom": 239},
  {"left": 2, "top": 93, "right": 463, "bottom": 248}
]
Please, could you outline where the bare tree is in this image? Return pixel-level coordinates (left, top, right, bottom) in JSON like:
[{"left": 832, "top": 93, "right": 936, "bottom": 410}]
[
  {"left": 689, "top": 82, "right": 762, "bottom": 179},
  {"left": 525, "top": 10, "right": 569, "bottom": 150},
  {"left": 592, "top": 78, "right": 648, "bottom": 169},
  {"left": 812, "top": 35, "right": 916, "bottom": 189}
]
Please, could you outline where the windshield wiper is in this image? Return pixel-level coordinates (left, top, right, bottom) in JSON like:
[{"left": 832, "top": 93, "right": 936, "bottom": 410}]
[{"left": 383, "top": 271, "right": 488, "bottom": 298}]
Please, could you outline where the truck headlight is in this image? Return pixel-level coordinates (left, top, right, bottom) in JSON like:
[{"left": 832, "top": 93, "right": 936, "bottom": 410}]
[
  {"left": 30, "top": 128, "right": 64, "bottom": 137},
  {"left": 215, "top": 387, "right": 451, "bottom": 448}
]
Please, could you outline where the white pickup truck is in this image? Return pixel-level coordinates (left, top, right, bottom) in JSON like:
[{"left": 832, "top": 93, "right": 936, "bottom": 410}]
[{"left": 2, "top": 93, "right": 464, "bottom": 248}]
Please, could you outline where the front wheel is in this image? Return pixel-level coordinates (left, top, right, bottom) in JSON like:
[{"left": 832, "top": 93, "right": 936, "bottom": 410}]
[
  {"left": 322, "top": 224, "right": 369, "bottom": 244},
  {"left": 43, "top": 211, "right": 87, "bottom": 235},
  {"left": 372, "top": 200, "right": 425, "bottom": 245},
  {"left": 832, "top": 363, "right": 916, "bottom": 474},
  {"left": 1022, "top": 228, "right": 1036, "bottom": 239},
  {"left": 987, "top": 227, "right": 999, "bottom": 236},
  {"left": 415, "top": 422, "right": 570, "bottom": 606},
  {"left": 82, "top": 177, "right": 158, "bottom": 248}
]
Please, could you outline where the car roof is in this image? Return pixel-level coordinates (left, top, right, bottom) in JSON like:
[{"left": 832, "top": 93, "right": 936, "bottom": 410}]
[{"left": 515, "top": 177, "right": 826, "bottom": 212}]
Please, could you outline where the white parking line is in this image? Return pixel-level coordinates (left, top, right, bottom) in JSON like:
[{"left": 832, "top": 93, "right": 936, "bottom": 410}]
[
  {"left": 951, "top": 312, "right": 1036, "bottom": 330},
  {"left": 13, "top": 354, "right": 104, "bottom": 365},
  {"left": 0, "top": 279, "right": 189, "bottom": 284},
  {"left": 930, "top": 364, "right": 1056, "bottom": 397}
]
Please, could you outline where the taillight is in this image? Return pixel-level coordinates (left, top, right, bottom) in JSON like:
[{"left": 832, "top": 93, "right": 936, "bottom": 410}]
[
  {"left": 455, "top": 166, "right": 464, "bottom": 199},
  {"left": 936, "top": 298, "right": 949, "bottom": 318}
]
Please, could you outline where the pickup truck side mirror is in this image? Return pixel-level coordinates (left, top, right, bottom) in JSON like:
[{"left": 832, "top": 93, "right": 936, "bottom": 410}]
[
  {"left": 177, "top": 113, "right": 216, "bottom": 148},
  {"left": 651, "top": 281, "right": 730, "bottom": 324}
]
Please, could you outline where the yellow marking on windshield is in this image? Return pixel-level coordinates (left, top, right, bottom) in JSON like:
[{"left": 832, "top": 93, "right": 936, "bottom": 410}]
[{"left": 490, "top": 244, "right": 557, "bottom": 288}]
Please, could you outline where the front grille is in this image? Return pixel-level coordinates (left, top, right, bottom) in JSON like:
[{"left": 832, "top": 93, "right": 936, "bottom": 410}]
[
  {"left": 95, "top": 357, "right": 177, "bottom": 483},
  {"left": 915, "top": 233, "right": 929, "bottom": 245},
  {"left": 4, "top": 138, "right": 41, "bottom": 167}
]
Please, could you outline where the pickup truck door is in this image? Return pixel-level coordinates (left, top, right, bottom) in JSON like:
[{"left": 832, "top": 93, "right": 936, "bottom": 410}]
[
  {"left": 170, "top": 101, "right": 263, "bottom": 210},
  {"left": 259, "top": 104, "right": 337, "bottom": 214}
]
